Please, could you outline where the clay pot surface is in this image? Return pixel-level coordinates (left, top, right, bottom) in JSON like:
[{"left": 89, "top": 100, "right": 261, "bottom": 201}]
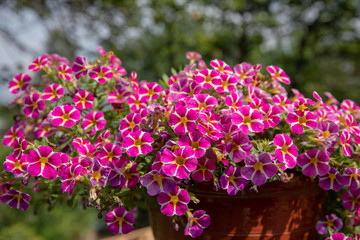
[{"left": 148, "top": 174, "right": 327, "bottom": 240}]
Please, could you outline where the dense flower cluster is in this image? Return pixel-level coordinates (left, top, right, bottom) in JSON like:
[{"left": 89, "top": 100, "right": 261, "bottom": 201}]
[{"left": 1, "top": 48, "right": 360, "bottom": 238}]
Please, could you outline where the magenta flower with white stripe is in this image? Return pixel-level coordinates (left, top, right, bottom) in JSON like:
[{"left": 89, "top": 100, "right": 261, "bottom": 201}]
[
  {"left": 340, "top": 167, "right": 360, "bottom": 191},
  {"left": 4, "top": 153, "right": 28, "bottom": 176},
  {"left": 220, "top": 165, "right": 247, "bottom": 196},
  {"left": 28, "top": 56, "right": 47, "bottom": 71},
  {"left": 194, "top": 69, "right": 221, "bottom": 89},
  {"left": 260, "top": 104, "right": 281, "bottom": 129},
  {"left": 191, "top": 157, "right": 216, "bottom": 182},
  {"left": 89, "top": 66, "right": 113, "bottom": 84},
  {"left": 72, "top": 56, "right": 88, "bottom": 79},
  {"left": 9, "top": 73, "right": 31, "bottom": 94},
  {"left": 50, "top": 105, "right": 81, "bottom": 128},
  {"left": 2, "top": 125, "right": 23, "bottom": 148},
  {"left": 286, "top": 111, "right": 318, "bottom": 135},
  {"left": 340, "top": 131, "right": 353, "bottom": 157},
  {"left": 107, "top": 87, "right": 131, "bottom": 104},
  {"left": 341, "top": 189, "right": 360, "bottom": 211},
  {"left": 119, "top": 113, "right": 142, "bottom": 137},
  {"left": 234, "top": 62, "right": 256, "bottom": 86},
  {"left": 157, "top": 186, "right": 190, "bottom": 217},
  {"left": 97, "top": 143, "right": 122, "bottom": 165},
  {"left": 73, "top": 90, "right": 94, "bottom": 110},
  {"left": 241, "top": 153, "right": 277, "bottom": 186},
  {"left": 187, "top": 93, "right": 218, "bottom": 112},
  {"left": 225, "top": 132, "right": 252, "bottom": 163},
  {"left": 128, "top": 94, "right": 149, "bottom": 113},
  {"left": 26, "top": 145, "right": 62, "bottom": 180},
  {"left": 42, "top": 84, "right": 64, "bottom": 102},
  {"left": 298, "top": 148, "right": 330, "bottom": 178},
  {"left": 23, "top": 92, "right": 45, "bottom": 119},
  {"left": 140, "top": 170, "right": 177, "bottom": 196},
  {"left": 161, "top": 146, "right": 197, "bottom": 179},
  {"left": 225, "top": 92, "right": 243, "bottom": 112},
  {"left": 58, "top": 64, "right": 72, "bottom": 81},
  {"left": 82, "top": 111, "right": 106, "bottom": 135},
  {"left": 105, "top": 207, "right": 135, "bottom": 235},
  {"left": 319, "top": 167, "right": 343, "bottom": 191},
  {"left": 214, "top": 73, "right": 237, "bottom": 93},
  {"left": 60, "top": 162, "right": 83, "bottom": 195},
  {"left": 178, "top": 131, "right": 210, "bottom": 158},
  {"left": 122, "top": 131, "right": 154, "bottom": 157},
  {"left": 273, "top": 134, "right": 298, "bottom": 169},
  {"left": 266, "top": 65, "right": 290, "bottom": 85},
  {"left": 0, "top": 189, "right": 31, "bottom": 211},
  {"left": 231, "top": 106, "right": 264, "bottom": 134},
  {"left": 139, "top": 82, "right": 162, "bottom": 101},
  {"left": 169, "top": 106, "right": 198, "bottom": 135},
  {"left": 210, "top": 59, "right": 233, "bottom": 74},
  {"left": 185, "top": 210, "right": 211, "bottom": 238}
]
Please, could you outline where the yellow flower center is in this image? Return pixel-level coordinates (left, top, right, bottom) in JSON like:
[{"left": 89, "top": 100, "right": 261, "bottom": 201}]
[
  {"left": 116, "top": 216, "right": 125, "bottom": 225},
  {"left": 92, "top": 170, "right": 102, "bottom": 181},
  {"left": 31, "top": 101, "right": 38, "bottom": 109},
  {"left": 254, "top": 162, "right": 264, "bottom": 171},
  {"left": 180, "top": 116, "right": 188, "bottom": 124},
  {"left": 39, "top": 156, "right": 49, "bottom": 168},
  {"left": 298, "top": 116, "right": 307, "bottom": 125},
  {"left": 97, "top": 72, "right": 105, "bottom": 79},
  {"left": 240, "top": 72, "right": 247, "bottom": 80},
  {"left": 175, "top": 156, "right": 185, "bottom": 166},
  {"left": 204, "top": 75, "right": 212, "bottom": 83},
  {"left": 221, "top": 80, "right": 229, "bottom": 88},
  {"left": 129, "top": 121, "right": 136, "bottom": 129},
  {"left": 325, "top": 218, "right": 334, "bottom": 227},
  {"left": 281, "top": 144, "right": 289, "bottom": 154},
  {"left": 134, "top": 139, "right": 143, "bottom": 147},
  {"left": 198, "top": 102, "right": 207, "bottom": 110},
  {"left": 322, "top": 131, "right": 331, "bottom": 138},
  {"left": 309, "top": 157, "right": 319, "bottom": 165},
  {"left": 191, "top": 141, "right": 199, "bottom": 150},
  {"left": 328, "top": 173, "right": 336, "bottom": 182},
  {"left": 153, "top": 173, "right": 164, "bottom": 183},
  {"left": 13, "top": 161, "right": 22, "bottom": 170},
  {"left": 148, "top": 89, "right": 155, "bottom": 97},
  {"left": 170, "top": 195, "right": 179, "bottom": 204},
  {"left": 62, "top": 113, "right": 71, "bottom": 121},
  {"left": 243, "top": 116, "right": 252, "bottom": 125}
]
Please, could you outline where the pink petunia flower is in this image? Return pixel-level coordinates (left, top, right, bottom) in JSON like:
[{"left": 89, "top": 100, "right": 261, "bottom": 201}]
[
  {"left": 178, "top": 131, "right": 210, "bottom": 158},
  {"left": 186, "top": 51, "right": 202, "bottom": 62},
  {"left": 23, "top": 92, "right": 45, "bottom": 119},
  {"left": 140, "top": 170, "right": 177, "bottom": 196},
  {"left": 286, "top": 111, "right": 318, "bottom": 134},
  {"left": 127, "top": 94, "right": 149, "bottom": 113},
  {"left": 139, "top": 82, "right": 162, "bottom": 101},
  {"left": 58, "top": 64, "right": 72, "bottom": 81},
  {"left": 89, "top": 66, "right": 113, "bottom": 84},
  {"left": 272, "top": 95, "right": 292, "bottom": 112},
  {"left": 26, "top": 145, "right": 62, "bottom": 180},
  {"left": 266, "top": 65, "right": 290, "bottom": 85},
  {"left": 122, "top": 131, "right": 154, "bottom": 157},
  {"left": 2, "top": 125, "right": 24, "bottom": 147},
  {"left": 298, "top": 148, "right": 330, "bottom": 178},
  {"left": 340, "top": 167, "right": 360, "bottom": 191},
  {"left": 260, "top": 104, "right": 281, "bottom": 129},
  {"left": 273, "top": 134, "right": 298, "bottom": 169},
  {"left": 225, "top": 92, "right": 243, "bottom": 112},
  {"left": 194, "top": 69, "right": 221, "bottom": 89},
  {"left": 11, "top": 136, "right": 28, "bottom": 158},
  {"left": 185, "top": 210, "right": 211, "bottom": 238},
  {"left": 105, "top": 207, "right": 135, "bottom": 235},
  {"left": 107, "top": 87, "right": 131, "bottom": 104},
  {"left": 187, "top": 94, "right": 218, "bottom": 112},
  {"left": 72, "top": 137, "right": 90, "bottom": 150},
  {"left": 191, "top": 157, "right": 216, "bottom": 182},
  {"left": 318, "top": 167, "right": 343, "bottom": 191},
  {"left": 60, "top": 163, "right": 83, "bottom": 195},
  {"left": 169, "top": 106, "right": 198, "bottom": 135},
  {"left": 340, "top": 131, "right": 353, "bottom": 157},
  {"left": 225, "top": 131, "right": 252, "bottom": 163},
  {"left": 220, "top": 165, "right": 247, "bottom": 196},
  {"left": 72, "top": 56, "right": 88, "bottom": 79},
  {"left": 214, "top": 73, "right": 237, "bottom": 93},
  {"left": 28, "top": 56, "right": 47, "bottom": 71},
  {"left": 234, "top": 62, "right": 256, "bottom": 86},
  {"left": 3, "top": 153, "right": 28, "bottom": 176},
  {"left": 241, "top": 153, "right": 277, "bottom": 186},
  {"left": 73, "top": 90, "right": 94, "bottom": 110},
  {"left": 97, "top": 143, "right": 122, "bottom": 165},
  {"left": 231, "top": 106, "right": 264, "bottom": 134},
  {"left": 0, "top": 189, "right": 31, "bottom": 211},
  {"left": 326, "top": 233, "right": 352, "bottom": 240},
  {"left": 8, "top": 73, "right": 31, "bottom": 94},
  {"left": 50, "top": 105, "right": 81, "bottom": 128},
  {"left": 341, "top": 189, "right": 360, "bottom": 211},
  {"left": 157, "top": 186, "right": 190, "bottom": 217},
  {"left": 82, "top": 111, "right": 106, "bottom": 135},
  {"left": 42, "top": 84, "right": 64, "bottom": 102},
  {"left": 210, "top": 59, "right": 233, "bottom": 74},
  {"left": 161, "top": 146, "right": 197, "bottom": 179},
  {"left": 89, "top": 158, "right": 110, "bottom": 188},
  {"left": 118, "top": 162, "right": 140, "bottom": 189},
  {"left": 119, "top": 113, "right": 142, "bottom": 137}
]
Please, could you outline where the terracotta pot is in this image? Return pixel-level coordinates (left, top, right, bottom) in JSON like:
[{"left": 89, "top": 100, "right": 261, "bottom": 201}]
[{"left": 148, "top": 174, "right": 327, "bottom": 240}]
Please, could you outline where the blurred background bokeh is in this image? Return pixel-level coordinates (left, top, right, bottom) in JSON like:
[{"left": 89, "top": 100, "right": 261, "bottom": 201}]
[{"left": 1, "top": 0, "right": 360, "bottom": 239}]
